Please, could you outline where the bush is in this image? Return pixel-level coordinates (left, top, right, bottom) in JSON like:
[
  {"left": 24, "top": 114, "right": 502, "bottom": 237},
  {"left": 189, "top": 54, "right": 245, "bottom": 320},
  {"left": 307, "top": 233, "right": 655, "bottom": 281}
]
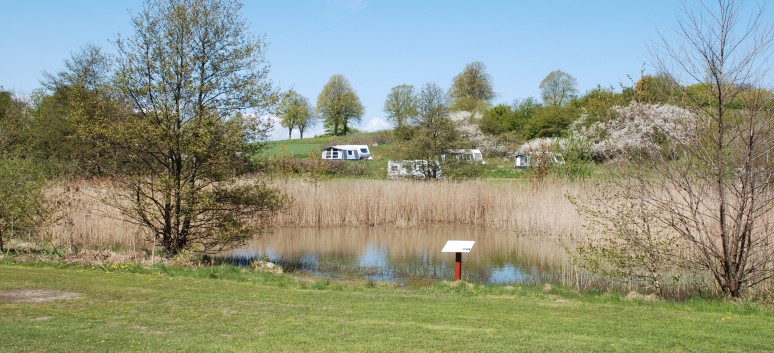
[
  {"left": 0, "top": 155, "right": 49, "bottom": 253},
  {"left": 441, "top": 160, "right": 485, "bottom": 180}
]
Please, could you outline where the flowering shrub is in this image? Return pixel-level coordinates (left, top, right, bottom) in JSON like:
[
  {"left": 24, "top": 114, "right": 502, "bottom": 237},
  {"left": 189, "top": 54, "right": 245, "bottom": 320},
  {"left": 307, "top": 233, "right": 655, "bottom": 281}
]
[
  {"left": 584, "top": 103, "right": 696, "bottom": 161},
  {"left": 517, "top": 103, "right": 697, "bottom": 162},
  {"left": 450, "top": 111, "right": 509, "bottom": 156},
  {"left": 517, "top": 137, "right": 558, "bottom": 154}
]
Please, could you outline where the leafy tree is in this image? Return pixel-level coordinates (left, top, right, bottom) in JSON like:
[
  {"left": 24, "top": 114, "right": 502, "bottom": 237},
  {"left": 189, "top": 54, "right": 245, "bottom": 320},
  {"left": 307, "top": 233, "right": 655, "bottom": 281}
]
[
  {"left": 30, "top": 44, "right": 126, "bottom": 176},
  {"left": 0, "top": 90, "right": 30, "bottom": 153},
  {"left": 0, "top": 154, "right": 48, "bottom": 253},
  {"left": 113, "top": 0, "right": 288, "bottom": 255},
  {"left": 479, "top": 104, "right": 513, "bottom": 135},
  {"left": 525, "top": 105, "right": 580, "bottom": 139},
  {"left": 572, "top": 85, "right": 632, "bottom": 125},
  {"left": 539, "top": 69, "right": 577, "bottom": 106},
  {"left": 383, "top": 84, "right": 418, "bottom": 129},
  {"left": 316, "top": 74, "right": 363, "bottom": 136},
  {"left": 634, "top": 74, "right": 675, "bottom": 104},
  {"left": 479, "top": 98, "right": 542, "bottom": 136},
  {"left": 403, "top": 82, "right": 458, "bottom": 160},
  {"left": 449, "top": 61, "right": 495, "bottom": 112},
  {"left": 511, "top": 97, "right": 541, "bottom": 132},
  {"left": 276, "top": 90, "right": 315, "bottom": 139}
]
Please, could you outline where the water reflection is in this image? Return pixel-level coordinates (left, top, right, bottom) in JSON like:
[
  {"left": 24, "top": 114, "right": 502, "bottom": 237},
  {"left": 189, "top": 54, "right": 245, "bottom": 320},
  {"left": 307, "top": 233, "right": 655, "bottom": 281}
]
[{"left": 227, "top": 225, "right": 572, "bottom": 286}]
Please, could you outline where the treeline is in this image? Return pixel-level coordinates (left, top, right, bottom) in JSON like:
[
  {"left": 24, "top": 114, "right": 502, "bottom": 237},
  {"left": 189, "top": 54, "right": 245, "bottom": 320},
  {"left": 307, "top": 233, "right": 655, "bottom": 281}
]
[
  {"left": 1, "top": 46, "right": 127, "bottom": 178},
  {"left": 1, "top": 0, "right": 290, "bottom": 257}
]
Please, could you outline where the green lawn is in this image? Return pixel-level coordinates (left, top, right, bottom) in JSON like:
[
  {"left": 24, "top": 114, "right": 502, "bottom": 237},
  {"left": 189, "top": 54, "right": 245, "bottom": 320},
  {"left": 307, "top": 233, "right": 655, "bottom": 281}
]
[
  {"left": 2, "top": 263, "right": 772, "bottom": 352},
  {"left": 263, "top": 131, "right": 391, "bottom": 158}
]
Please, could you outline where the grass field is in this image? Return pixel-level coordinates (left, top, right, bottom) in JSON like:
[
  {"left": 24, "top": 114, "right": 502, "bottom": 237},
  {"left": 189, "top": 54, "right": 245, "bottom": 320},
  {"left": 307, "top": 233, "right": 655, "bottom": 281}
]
[
  {"left": 2, "top": 262, "right": 772, "bottom": 352},
  {"left": 263, "top": 131, "right": 391, "bottom": 158},
  {"left": 262, "top": 131, "right": 591, "bottom": 180}
]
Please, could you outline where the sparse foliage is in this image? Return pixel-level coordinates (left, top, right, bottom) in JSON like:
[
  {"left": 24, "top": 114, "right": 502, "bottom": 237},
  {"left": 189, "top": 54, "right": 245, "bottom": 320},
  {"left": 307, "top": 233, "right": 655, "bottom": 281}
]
[
  {"left": 113, "top": 0, "right": 287, "bottom": 255},
  {"left": 540, "top": 69, "right": 578, "bottom": 106},
  {"left": 572, "top": 0, "right": 774, "bottom": 298},
  {"left": 649, "top": 0, "right": 774, "bottom": 298},
  {"left": 276, "top": 90, "right": 315, "bottom": 139},
  {"left": 402, "top": 82, "right": 458, "bottom": 160},
  {"left": 383, "top": 84, "right": 418, "bottom": 129},
  {"left": 449, "top": 61, "right": 496, "bottom": 112},
  {"left": 569, "top": 183, "right": 682, "bottom": 295}
]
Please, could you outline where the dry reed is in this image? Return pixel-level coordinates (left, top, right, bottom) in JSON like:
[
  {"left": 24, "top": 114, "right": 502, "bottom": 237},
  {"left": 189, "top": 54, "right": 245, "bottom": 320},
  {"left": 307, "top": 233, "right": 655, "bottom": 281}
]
[
  {"left": 37, "top": 179, "right": 586, "bottom": 250},
  {"left": 274, "top": 179, "right": 586, "bottom": 237},
  {"left": 40, "top": 180, "right": 152, "bottom": 251}
]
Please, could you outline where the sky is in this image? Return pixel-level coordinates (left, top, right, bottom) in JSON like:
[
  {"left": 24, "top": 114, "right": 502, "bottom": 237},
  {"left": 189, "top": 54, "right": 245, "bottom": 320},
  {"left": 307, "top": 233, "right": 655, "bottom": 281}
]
[{"left": 0, "top": 0, "right": 706, "bottom": 141}]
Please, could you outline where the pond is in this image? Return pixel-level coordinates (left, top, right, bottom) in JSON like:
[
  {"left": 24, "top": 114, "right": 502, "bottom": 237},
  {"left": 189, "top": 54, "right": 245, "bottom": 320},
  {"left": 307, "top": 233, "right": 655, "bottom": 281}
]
[{"left": 226, "top": 226, "right": 580, "bottom": 287}]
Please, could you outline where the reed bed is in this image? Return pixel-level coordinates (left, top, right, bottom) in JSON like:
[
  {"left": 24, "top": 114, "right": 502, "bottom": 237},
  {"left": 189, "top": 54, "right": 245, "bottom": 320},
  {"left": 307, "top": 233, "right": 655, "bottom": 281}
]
[
  {"left": 34, "top": 178, "right": 586, "bottom": 250},
  {"left": 40, "top": 180, "right": 152, "bottom": 251},
  {"left": 30, "top": 178, "right": 771, "bottom": 296},
  {"left": 274, "top": 179, "right": 586, "bottom": 237}
]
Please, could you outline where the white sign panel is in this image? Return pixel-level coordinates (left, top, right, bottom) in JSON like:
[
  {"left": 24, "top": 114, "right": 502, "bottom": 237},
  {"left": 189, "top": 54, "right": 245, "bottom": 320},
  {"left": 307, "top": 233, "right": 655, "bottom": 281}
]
[{"left": 442, "top": 240, "right": 475, "bottom": 253}]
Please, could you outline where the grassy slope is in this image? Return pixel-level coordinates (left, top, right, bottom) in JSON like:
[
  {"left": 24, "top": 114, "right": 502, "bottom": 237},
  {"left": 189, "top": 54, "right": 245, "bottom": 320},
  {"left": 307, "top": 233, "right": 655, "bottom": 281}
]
[
  {"left": 264, "top": 131, "right": 388, "bottom": 158},
  {"left": 263, "top": 132, "right": 553, "bottom": 180},
  {"left": 2, "top": 263, "right": 772, "bottom": 353}
]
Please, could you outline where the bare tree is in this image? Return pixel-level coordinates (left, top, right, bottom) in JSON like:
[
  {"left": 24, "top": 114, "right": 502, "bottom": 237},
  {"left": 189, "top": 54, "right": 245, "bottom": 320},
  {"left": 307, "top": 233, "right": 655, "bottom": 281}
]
[
  {"left": 647, "top": 0, "right": 773, "bottom": 298},
  {"left": 570, "top": 0, "right": 773, "bottom": 299}
]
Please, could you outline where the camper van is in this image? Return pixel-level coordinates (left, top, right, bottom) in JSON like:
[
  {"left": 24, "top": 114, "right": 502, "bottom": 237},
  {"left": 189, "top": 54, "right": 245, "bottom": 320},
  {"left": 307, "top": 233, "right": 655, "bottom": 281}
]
[
  {"left": 387, "top": 160, "right": 442, "bottom": 180},
  {"left": 441, "top": 149, "right": 486, "bottom": 164},
  {"left": 321, "top": 145, "right": 372, "bottom": 160},
  {"left": 514, "top": 152, "right": 565, "bottom": 169}
]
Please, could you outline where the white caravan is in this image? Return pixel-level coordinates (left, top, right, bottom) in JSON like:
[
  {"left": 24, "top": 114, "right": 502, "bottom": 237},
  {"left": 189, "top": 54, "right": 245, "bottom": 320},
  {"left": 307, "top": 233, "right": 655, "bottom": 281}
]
[{"left": 321, "top": 145, "right": 372, "bottom": 160}]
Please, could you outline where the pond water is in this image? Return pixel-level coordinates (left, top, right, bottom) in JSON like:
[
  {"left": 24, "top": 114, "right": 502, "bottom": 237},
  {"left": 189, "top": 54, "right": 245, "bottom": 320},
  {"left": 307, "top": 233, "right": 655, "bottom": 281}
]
[{"left": 227, "top": 226, "right": 578, "bottom": 286}]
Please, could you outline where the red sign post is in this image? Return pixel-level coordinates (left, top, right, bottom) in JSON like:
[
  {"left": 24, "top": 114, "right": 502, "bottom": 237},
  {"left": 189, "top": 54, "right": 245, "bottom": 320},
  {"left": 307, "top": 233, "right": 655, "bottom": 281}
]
[
  {"left": 455, "top": 252, "right": 462, "bottom": 281},
  {"left": 442, "top": 240, "right": 475, "bottom": 282}
]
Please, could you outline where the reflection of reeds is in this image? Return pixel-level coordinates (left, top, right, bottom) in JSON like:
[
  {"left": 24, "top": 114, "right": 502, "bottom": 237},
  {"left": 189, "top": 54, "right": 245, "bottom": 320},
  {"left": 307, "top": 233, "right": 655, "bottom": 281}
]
[
  {"left": 38, "top": 179, "right": 585, "bottom": 249},
  {"left": 276, "top": 179, "right": 584, "bottom": 236}
]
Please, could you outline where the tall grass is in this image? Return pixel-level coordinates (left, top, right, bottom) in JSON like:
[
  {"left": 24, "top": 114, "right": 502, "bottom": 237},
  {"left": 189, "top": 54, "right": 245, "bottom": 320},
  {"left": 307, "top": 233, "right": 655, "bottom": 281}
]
[
  {"left": 35, "top": 179, "right": 584, "bottom": 250},
  {"left": 39, "top": 180, "right": 151, "bottom": 251},
  {"left": 274, "top": 179, "right": 585, "bottom": 237}
]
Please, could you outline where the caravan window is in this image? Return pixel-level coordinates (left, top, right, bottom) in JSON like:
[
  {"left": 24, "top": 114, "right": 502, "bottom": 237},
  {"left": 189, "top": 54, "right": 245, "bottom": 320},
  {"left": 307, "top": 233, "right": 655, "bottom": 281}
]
[
  {"left": 360, "top": 148, "right": 368, "bottom": 153},
  {"left": 347, "top": 150, "right": 353, "bottom": 156}
]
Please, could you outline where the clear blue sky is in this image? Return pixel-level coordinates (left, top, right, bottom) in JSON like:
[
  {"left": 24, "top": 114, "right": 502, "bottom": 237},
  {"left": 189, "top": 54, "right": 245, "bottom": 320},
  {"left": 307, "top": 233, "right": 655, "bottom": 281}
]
[{"left": 1, "top": 1, "right": 695, "bottom": 140}]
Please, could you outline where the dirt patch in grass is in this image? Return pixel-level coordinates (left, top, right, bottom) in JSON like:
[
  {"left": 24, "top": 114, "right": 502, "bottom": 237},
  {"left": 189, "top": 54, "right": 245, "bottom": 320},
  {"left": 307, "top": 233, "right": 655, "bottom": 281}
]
[{"left": 0, "top": 289, "right": 81, "bottom": 303}]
